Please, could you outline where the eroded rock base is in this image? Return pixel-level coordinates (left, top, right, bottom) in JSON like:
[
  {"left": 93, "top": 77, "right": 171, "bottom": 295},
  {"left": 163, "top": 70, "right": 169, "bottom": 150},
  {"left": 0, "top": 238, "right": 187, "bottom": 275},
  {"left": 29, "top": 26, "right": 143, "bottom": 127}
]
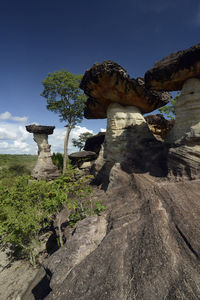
[{"left": 32, "top": 133, "right": 60, "bottom": 180}]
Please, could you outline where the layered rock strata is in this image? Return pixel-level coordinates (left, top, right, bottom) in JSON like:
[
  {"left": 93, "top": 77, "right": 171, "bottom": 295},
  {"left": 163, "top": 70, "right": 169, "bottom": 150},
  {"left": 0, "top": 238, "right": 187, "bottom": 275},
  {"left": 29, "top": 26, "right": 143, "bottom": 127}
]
[
  {"left": 166, "top": 78, "right": 200, "bottom": 179},
  {"left": 26, "top": 125, "right": 60, "bottom": 180}
]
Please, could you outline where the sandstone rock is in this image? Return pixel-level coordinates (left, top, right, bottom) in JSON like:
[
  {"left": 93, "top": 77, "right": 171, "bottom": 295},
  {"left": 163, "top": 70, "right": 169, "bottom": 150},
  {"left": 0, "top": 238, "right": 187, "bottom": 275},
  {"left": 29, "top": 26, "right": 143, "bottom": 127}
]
[
  {"left": 165, "top": 78, "right": 200, "bottom": 180},
  {"left": 80, "top": 60, "right": 171, "bottom": 118},
  {"left": 79, "top": 161, "right": 95, "bottom": 169},
  {"left": 145, "top": 114, "right": 174, "bottom": 140},
  {"left": 0, "top": 248, "right": 39, "bottom": 300},
  {"left": 167, "top": 78, "right": 200, "bottom": 143},
  {"left": 83, "top": 131, "right": 105, "bottom": 154},
  {"left": 26, "top": 125, "right": 60, "bottom": 180},
  {"left": 145, "top": 43, "right": 200, "bottom": 91}
]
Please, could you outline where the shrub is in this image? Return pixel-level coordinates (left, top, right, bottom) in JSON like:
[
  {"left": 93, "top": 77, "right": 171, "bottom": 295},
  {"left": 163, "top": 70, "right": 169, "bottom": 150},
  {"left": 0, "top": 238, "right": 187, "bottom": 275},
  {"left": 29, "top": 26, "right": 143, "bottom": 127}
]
[{"left": 0, "top": 168, "right": 106, "bottom": 265}]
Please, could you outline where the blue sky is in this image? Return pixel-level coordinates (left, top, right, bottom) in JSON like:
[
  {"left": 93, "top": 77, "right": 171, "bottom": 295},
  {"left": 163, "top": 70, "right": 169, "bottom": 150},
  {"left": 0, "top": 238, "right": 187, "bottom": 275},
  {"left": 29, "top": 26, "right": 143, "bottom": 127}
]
[{"left": 0, "top": 0, "right": 200, "bottom": 154}]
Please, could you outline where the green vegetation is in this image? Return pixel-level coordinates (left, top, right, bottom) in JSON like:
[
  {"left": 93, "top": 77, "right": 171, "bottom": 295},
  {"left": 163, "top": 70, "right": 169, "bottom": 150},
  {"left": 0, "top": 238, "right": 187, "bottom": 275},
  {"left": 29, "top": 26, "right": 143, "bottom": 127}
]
[
  {"left": 158, "top": 94, "right": 180, "bottom": 120},
  {"left": 41, "top": 70, "right": 87, "bottom": 173},
  {"left": 0, "top": 154, "right": 37, "bottom": 180},
  {"left": 0, "top": 156, "right": 106, "bottom": 266},
  {"left": 72, "top": 132, "right": 94, "bottom": 151},
  {"left": 51, "top": 152, "right": 64, "bottom": 170}
]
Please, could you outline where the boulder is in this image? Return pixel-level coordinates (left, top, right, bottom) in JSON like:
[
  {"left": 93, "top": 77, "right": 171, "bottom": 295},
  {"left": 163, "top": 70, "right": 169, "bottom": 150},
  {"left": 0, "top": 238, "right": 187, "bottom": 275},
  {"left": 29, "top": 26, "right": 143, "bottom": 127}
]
[
  {"left": 26, "top": 125, "right": 61, "bottom": 180},
  {"left": 80, "top": 60, "right": 171, "bottom": 118},
  {"left": 145, "top": 43, "right": 200, "bottom": 91}
]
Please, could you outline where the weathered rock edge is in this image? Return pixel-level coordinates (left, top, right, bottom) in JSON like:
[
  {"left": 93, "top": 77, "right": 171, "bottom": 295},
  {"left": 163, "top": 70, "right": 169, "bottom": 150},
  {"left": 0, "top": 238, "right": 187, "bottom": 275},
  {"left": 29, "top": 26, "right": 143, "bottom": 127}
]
[{"left": 145, "top": 43, "right": 200, "bottom": 91}]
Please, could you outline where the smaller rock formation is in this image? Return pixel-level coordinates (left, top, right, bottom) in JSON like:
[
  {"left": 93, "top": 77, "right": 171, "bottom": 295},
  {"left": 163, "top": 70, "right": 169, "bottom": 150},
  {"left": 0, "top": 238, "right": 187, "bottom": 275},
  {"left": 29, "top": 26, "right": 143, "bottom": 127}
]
[
  {"left": 145, "top": 43, "right": 200, "bottom": 180},
  {"left": 26, "top": 125, "right": 60, "bottom": 180},
  {"left": 68, "top": 150, "right": 97, "bottom": 168},
  {"left": 144, "top": 114, "right": 174, "bottom": 140}
]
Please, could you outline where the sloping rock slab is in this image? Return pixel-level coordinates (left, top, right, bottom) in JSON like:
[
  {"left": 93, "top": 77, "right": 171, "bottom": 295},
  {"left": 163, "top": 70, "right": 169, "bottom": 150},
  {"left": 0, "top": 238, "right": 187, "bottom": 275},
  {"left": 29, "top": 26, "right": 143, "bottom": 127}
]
[
  {"left": 145, "top": 43, "right": 200, "bottom": 91},
  {"left": 24, "top": 173, "right": 200, "bottom": 300}
]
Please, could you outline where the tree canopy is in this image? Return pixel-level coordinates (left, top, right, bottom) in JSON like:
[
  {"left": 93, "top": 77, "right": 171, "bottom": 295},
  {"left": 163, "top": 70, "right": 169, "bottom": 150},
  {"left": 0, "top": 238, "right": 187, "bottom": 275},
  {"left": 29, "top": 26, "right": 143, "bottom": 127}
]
[
  {"left": 72, "top": 132, "right": 94, "bottom": 151},
  {"left": 41, "top": 70, "right": 86, "bottom": 173}
]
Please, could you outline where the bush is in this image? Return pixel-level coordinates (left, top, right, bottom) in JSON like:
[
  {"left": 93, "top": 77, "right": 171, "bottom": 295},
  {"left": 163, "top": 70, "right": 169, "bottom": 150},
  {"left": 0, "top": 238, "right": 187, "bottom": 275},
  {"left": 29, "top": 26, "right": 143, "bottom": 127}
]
[{"left": 0, "top": 168, "right": 106, "bottom": 265}]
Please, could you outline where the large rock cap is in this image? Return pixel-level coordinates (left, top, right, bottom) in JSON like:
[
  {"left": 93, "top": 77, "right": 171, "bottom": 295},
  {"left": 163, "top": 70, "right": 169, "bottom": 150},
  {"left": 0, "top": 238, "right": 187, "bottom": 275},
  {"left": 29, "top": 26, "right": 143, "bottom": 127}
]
[
  {"left": 145, "top": 43, "right": 200, "bottom": 91},
  {"left": 26, "top": 125, "right": 55, "bottom": 135},
  {"left": 80, "top": 61, "right": 171, "bottom": 118}
]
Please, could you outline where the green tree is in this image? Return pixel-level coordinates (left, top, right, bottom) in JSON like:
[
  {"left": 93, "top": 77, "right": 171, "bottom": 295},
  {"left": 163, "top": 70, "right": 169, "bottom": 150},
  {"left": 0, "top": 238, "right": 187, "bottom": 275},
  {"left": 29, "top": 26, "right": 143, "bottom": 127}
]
[
  {"left": 158, "top": 93, "right": 180, "bottom": 120},
  {"left": 41, "top": 70, "right": 86, "bottom": 173},
  {"left": 72, "top": 132, "right": 94, "bottom": 151}
]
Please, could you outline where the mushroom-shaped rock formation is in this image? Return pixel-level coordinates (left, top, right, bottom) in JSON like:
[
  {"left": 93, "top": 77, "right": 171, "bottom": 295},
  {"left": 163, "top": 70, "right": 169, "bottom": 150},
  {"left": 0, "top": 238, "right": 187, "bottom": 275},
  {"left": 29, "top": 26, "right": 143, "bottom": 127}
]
[
  {"left": 145, "top": 44, "right": 200, "bottom": 179},
  {"left": 145, "top": 43, "right": 200, "bottom": 91},
  {"left": 80, "top": 60, "right": 171, "bottom": 118},
  {"left": 26, "top": 125, "right": 61, "bottom": 180},
  {"left": 80, "top": 61, "right": 170, "bottom": 186}
]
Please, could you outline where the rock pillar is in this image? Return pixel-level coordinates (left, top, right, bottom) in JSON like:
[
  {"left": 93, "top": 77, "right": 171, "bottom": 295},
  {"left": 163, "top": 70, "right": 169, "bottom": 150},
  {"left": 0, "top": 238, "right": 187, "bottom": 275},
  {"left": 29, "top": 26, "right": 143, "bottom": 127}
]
[
  {"left": 26, "top": 125, "right": 61, "bottom": 180},
  {"left": 93, "top": 103, "right": 167, "bottom": 188},
  {"left": 167, "top": 78, "right": 200, "bottom": 179}
]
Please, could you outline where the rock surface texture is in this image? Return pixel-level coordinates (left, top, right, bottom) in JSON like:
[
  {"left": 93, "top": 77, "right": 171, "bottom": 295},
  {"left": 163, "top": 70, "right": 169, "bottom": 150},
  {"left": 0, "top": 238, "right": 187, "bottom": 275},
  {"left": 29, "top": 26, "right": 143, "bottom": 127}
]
[
  {"left": 26, "top": 125, "right": 60, "bottom": 180},
  {"left": 145, "top": 43, "right": 200, "bottom": 91},
  {"left": 23, "top": 173, "right": 200, "bottom": 300}
]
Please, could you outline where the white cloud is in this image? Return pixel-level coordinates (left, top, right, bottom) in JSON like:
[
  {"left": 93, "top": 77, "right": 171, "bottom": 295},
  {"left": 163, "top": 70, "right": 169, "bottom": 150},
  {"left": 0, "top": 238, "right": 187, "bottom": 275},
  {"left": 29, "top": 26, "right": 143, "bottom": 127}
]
[
  {"left": 0, "top": 117, "right": 95, "bottom": 154},
  {"left": 100, "top": 128, "right": 106, "bottom": 132},
  {"left": 0, "top": 111, "right": 28, "bottom": 123}
]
